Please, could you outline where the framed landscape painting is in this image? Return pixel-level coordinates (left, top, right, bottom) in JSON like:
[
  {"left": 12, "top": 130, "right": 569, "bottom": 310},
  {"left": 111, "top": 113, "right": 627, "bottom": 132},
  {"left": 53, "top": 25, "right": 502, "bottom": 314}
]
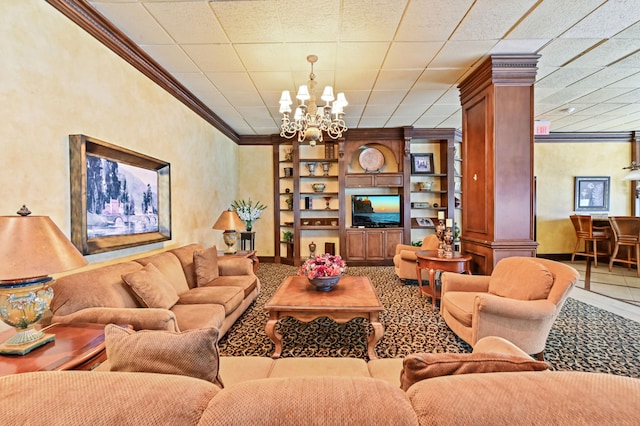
[
  {"left": 574, "top": 176, "right": 610, "bottom": 212},
  {"left": 69, "top": 134, "right": 171, "bottom": 255}
]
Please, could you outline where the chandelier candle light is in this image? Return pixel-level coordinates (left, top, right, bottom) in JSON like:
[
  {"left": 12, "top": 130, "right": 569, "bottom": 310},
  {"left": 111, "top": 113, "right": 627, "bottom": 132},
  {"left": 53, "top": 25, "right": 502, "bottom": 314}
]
[{"left": 279, "top": 55, "right": 348, "bottom": 146}]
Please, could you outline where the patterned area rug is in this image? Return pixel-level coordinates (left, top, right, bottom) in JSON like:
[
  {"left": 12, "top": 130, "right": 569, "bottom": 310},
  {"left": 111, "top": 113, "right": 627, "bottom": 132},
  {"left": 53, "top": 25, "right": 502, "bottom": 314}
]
[{"left": 218, "top": 264, "right": 640, "bottom": 378}]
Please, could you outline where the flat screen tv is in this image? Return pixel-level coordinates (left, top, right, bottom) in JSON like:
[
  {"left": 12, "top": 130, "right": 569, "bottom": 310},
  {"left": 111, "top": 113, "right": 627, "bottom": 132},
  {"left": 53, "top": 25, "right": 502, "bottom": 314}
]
[{"left": 352, "top": 194, "right": 401, "bottom": 228}]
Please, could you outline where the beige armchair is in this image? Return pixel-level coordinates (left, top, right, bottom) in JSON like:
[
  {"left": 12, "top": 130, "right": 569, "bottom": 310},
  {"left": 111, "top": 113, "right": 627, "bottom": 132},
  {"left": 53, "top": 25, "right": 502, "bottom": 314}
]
[
  {"left": 440, "top": 257, "right": 579, "bottom": 360},
  {"left": 393, "top": 234, "right": 439, "bottom": 282}
]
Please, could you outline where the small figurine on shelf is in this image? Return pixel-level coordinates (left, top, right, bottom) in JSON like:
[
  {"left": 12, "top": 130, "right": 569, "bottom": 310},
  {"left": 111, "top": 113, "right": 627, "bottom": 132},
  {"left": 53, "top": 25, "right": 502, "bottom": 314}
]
[
  {"left": 436, "top": 211, "right": 446, "bottom": 256},
  {"left": 443, "top": 226, "right": 454, "bottom": 258},
  {"left": 308, "top": 241, "right": 317, "bottom": 258}
]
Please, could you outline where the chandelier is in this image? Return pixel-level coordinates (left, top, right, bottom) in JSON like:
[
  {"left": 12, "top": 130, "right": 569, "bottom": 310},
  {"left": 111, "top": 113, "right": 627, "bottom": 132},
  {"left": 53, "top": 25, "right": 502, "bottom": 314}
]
[{"left": 279, "top": 55, "right": 348, "bottom": 146}]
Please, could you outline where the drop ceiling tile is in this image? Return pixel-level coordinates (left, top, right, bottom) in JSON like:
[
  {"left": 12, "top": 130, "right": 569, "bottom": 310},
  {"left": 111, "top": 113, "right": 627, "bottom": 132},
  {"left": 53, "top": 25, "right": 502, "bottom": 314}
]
[
  {"left": 140, "top": 44, "right": 198, "bottom": 72},
  {"left": 438, "top": 89, "right": 462, "bottom": 104},
  {"left": 334, "top": 69, "right": 378, "bottom": 91},
  {"left": 90, "top": 2, "right": 173, "bottom": 44},
  {"left": 615, "top": 21, "right": 640, "bottom": 38},
  {"left": 367, "top": 90, "right": 408, "bottom": 105},
  {"left": 206, "top": 72, "right": 254, "bottom": 92},
  {"left": 570, "top": 66, "right": 640, "bottom": 89},
  {"left": 414, "top": 69, "right": 466, "bottom": 90},
  {"left": 285, "top": 44, "right": 338, "bottom": 71},
  {"left": 538, "top": 39, "right": 602, "bottom": 67},
  {"left": 363, "top": 103, "right": 398, "bottom": 117},
  {"left": 605, "top": 88, "right": 640, "bottom": 102},
  {"left": 567, "top": 39, "right": 640, "bottom": 67},
  {"left": 614, "top": 51, "right": 640, "bottom": 68},
  {"left": 383, "top": 42, "right": 444, "bottom": 70},
  {"left": 390, "top": 105, "right": 426, "bottom": 121},
  {"left": 451, "top": 0, "right": 538, "bottom": 40},
  {"left": 570, "top": 103, "right": 627, "bottom": 115},
  {"left": 562, "top": 1, "right": 640, "bottom": 38},
  {"left": 536, "top": 67, "right": 602, "bottom": 88},
  {"left": 426, "top": 103, "right": 461, "bottom": 116},
  {"left": 490, "top": 39, "right": 549, "bottom": 54},
  {"left": 573, "top": 87, "right": 632, "bottom": 103},
  {"left": 235, "top": 106, "right": 273, "bottom": 123},
  {"left": 536, "top": 86, "right": 594, "bottom": 105},
  {"left": 144, "top": 1, "right": 228, "bottom": 44},
  {"left": 439, "top": 113, "right": 462, "bottom": 128},
  {"left": 336, "top": 43, "right": 389, "bottom": 71},
  {"left": 182, "top": 44, "right": 244, "bottom": 72},
  {"left": 374, "top": 70, "right": 423, "bottom": 90},
  {"left": 430, "top": 41, "right": 497, "bottom": 68},
  {"left": 277, "top": 0, "right": 340, "bottom": 42},
  {"left": 402, "top": 89, "right": 448, "bottom": 106},
  {"left": 413, "top": 115, "right": 454, "bottom": 127},
  {"left": 221, "top": 91, "right": 263, "bottom": 107},
  {"left": 210, "top": 1, "right": 283, "bottom": 43},
  {"left": 340, "top": 0, "right": 406, "bottom": 42},
  {"left": 396, "top": 0, "right": 475, "bottom": 42},
  {"left": 250, "top": 72, "right": 295, "bottom": 92},
  {"left": 507, "top": 0, "right": 604, "bottom": 39},
  {"left": 358, "top": 117, "right": 391, "bottom": 128},
  {"left": 234, "top": 44, "right": 293, "bottom": 72}
]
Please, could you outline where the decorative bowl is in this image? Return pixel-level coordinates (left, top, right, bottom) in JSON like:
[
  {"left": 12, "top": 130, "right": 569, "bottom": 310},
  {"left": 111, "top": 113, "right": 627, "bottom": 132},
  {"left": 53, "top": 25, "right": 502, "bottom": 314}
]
[
  {"left": 312, "top": 183, "right": 326, "bottom": 192},
  {"left": 309, "top": 275, "right": 341, "bottom": 291}
]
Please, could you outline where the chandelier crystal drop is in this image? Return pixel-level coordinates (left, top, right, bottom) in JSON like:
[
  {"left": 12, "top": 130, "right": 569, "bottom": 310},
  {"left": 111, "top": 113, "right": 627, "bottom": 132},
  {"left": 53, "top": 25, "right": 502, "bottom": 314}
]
[{"left": 279, "top": 55, "right": 348, "bottom": 146}]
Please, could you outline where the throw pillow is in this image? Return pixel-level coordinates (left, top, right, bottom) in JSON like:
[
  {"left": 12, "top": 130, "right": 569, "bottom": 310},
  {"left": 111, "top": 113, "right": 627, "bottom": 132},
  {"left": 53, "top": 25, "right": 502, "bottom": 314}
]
[
  {"left": 194, "top": 245, "right": 219, "bottom": 287},
  {"left": 488, "top": 257, "right": 554, "bottom": 300},
  {"left": 121, "top": 263, "right": 179, "bottom": 309},
  {"left": 105, "top": 324, "right": 224, "bottom": 388},
  {"left": 400, "top": 352, "right": 548, "bottom": 391}
]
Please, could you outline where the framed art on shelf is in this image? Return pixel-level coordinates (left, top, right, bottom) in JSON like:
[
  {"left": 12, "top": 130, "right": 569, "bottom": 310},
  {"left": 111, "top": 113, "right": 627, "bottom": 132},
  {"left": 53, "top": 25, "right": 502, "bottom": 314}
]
[
  {"left": 69, "top": 134, "right": 171, "bottom": 255},
  {"left": 410, "top": 153, "right": 435, "bottom": 174},
  {"left": 574, "top": 176, "right": 610, "bottom": 212}
]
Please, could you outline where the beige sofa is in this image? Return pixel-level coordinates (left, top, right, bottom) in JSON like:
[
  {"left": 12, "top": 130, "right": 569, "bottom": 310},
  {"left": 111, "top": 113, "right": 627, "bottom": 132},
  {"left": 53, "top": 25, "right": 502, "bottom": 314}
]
[
  {"left": 50, "top": 244, "right": 259, "bottom": 337},
  {"left": 0, "top": 336, "right": 638, "bottom": 425}
]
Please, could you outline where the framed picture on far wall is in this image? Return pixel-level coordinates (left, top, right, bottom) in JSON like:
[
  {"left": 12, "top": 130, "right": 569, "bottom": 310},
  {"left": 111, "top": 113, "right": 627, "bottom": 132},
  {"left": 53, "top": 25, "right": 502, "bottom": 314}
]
[
  {"left": 410, "top": 153, "right": 435, "bottom": 174},
  {"left": 574, "top": 176, "right": 610, "bottom": 212}
]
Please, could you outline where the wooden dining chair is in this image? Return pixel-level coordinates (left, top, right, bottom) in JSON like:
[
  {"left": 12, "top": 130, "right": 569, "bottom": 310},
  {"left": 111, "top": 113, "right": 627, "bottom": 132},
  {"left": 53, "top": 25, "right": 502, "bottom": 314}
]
[
  {"left": 608, "top": 216, "right": 640, "bottom": 276},
  {"left": 570, "top": 215, "right": 611, "bottom": 267}
]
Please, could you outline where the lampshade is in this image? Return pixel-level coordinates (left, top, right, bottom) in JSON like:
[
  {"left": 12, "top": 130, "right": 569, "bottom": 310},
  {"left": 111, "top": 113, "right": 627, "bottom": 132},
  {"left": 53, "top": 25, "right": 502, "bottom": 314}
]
[
  {"left": 622, "top": 169, "right": 640, "bottom": 181},
  {"left": 0, "top": 206, "right": 87, "bottom": 355},
  {"left": 212, "top": 209, "right": 244, "bottom": 231},
  {"left": 0, "top": 209, "right": 87, "bottom": 281}
]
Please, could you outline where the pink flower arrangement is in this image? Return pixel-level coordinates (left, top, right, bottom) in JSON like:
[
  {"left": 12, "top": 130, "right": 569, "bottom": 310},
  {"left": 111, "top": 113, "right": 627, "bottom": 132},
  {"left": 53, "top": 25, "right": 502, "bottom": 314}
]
[{"left": 298, "top": 254, "right": 347, "bottom": 280}]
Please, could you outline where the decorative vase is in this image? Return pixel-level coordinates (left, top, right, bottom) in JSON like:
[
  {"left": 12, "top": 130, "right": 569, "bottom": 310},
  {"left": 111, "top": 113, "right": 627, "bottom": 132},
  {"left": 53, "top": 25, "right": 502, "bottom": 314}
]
[
  {"left": 245, "top": 220, "right": 252, "bottom": 232},
  {"left": 309, "top": 275, "right": 341, "bottom": 292}
]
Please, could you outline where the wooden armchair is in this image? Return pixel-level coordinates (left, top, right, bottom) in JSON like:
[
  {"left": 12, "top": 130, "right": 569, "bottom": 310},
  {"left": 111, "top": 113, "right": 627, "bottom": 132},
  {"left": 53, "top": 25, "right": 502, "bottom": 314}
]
[
  {"left": 393, "top": 234, "right": 439, "bottom": 282},
  {"left": 440, "top": 257, "right": 579, "bottom": 360}
]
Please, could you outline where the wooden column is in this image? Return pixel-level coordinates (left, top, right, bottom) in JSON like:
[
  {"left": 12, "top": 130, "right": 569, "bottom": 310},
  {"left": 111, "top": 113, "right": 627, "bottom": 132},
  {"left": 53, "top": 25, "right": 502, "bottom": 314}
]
[{"left": 458, "top": 54, "right": 540, "bottom": 275}]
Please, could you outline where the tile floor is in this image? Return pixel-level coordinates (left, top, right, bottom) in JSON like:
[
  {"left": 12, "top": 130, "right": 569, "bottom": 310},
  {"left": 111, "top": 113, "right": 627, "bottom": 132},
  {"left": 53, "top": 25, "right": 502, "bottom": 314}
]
[{"left": 563, "top": 260, "right": 640, "bottom": 323}]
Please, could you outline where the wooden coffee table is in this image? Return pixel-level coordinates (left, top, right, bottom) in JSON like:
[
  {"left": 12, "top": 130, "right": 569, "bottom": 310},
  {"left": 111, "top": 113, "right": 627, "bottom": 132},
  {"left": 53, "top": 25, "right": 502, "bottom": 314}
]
[
  {"left": 264, "top": 276, "right": 385, "bottom": 359},
  {"left": 0, "top": 323, "right": 109, "bottom": 376}
]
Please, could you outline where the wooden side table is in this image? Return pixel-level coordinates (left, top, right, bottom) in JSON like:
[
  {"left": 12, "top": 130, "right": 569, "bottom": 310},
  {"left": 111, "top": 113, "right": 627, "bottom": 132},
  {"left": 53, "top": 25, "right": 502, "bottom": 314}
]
[
  {"left": 0, "top": 323, "right": 108, "bottom": 376},
  {"left": 240, "top": 231, "right": 255, "bottom": 251},
  {"left": 416, "top": 250, "right": 472, "bottom": 312}
]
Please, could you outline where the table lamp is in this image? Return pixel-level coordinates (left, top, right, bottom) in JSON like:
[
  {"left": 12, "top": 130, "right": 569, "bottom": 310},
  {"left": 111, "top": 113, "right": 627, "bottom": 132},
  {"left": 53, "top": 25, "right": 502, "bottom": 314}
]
[
  {"left": 0, "top": 206, "right": 88, "bottom": 355},
  {"left": 212, "top": 209, "right": 244, "bottom": 254}
]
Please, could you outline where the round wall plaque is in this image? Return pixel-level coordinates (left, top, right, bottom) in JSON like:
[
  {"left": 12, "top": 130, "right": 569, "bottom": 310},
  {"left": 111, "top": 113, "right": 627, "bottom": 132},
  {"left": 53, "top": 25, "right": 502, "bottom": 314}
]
[{"left": 358, "top": 147, "right": 384, "bottom": 172}]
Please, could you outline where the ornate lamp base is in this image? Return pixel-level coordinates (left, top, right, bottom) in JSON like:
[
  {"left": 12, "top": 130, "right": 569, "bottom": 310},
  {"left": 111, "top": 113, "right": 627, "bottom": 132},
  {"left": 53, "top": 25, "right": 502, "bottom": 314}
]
[
  {"left": 222, "top": 230, "right": 238, "bottom": 254},
  {"left": 0, "top": 276, "right": 56, "bottom": 355}
]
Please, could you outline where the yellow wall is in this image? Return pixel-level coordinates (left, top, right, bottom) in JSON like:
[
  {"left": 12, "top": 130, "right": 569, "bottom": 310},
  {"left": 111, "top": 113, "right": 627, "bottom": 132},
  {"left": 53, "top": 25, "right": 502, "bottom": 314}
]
[
  {"left": 534, "top": 142, "right": 631, "bottom": 254},
  {"left": 0, "top": 1, "right": 239, "bottom": 264}
]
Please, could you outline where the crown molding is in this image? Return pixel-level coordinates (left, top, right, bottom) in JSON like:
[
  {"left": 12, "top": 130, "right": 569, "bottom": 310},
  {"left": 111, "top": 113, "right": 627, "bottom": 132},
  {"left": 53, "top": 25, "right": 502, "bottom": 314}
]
[{"left": 45, "top": 0, "right": 240, "bottom": 143}]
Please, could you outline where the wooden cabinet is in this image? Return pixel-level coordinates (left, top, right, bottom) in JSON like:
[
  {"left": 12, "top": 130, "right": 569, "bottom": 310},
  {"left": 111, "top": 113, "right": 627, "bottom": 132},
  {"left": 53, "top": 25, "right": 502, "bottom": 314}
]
[
  {"left": 345, "top": 228, "right": 403, "bottom": 263},
  {"left": 272, "top": 127, "right": 461, "bottom": 266}
]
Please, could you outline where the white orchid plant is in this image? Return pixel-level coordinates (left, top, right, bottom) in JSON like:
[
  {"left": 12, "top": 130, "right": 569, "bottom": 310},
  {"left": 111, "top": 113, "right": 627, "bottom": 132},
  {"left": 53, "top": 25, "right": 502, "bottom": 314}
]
[{"left": 231, "top": 199, "right": 267, "bottom": 231}]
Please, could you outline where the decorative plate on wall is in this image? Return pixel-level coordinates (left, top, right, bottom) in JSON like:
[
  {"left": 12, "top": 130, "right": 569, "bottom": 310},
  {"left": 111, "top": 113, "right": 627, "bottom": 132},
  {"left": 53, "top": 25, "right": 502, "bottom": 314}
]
[{"left": 359, "top": 147, "right": 384, "bottom": 172}]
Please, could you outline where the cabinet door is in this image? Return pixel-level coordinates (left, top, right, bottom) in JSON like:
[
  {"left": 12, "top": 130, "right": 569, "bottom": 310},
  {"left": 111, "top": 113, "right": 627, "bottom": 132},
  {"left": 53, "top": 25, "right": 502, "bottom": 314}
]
[
  {"left": 346, "top": 230, "right": 366, "bottom": 260},
  {"left": 385, "top": 229, "right": 403, "bottom": 259},
  {"left": 365, "top": 231, "right": 385, "bottom": 260}
]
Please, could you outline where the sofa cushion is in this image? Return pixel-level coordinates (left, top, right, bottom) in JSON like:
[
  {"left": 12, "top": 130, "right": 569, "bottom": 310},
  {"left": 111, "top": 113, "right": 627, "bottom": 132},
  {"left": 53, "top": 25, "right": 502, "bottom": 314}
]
[
  {"left": 488, "top": 257, "right": 554, "bottom": 300},
  {"left": 105, "top": 324, "right": 224, "bottom": 387},
  {"left": 207, "top": 274, "right": 258, "bottom": 298},
  {"left": 170, "top": 303, "right": 225, "bottom": 331},
  {"left": 169, "top": 243, "right": 204, "bottom": 289},
  {"left": 177, "top": 286, "right": 243, "bottom": 315},
  {"left": 269, "top": 357, "right": 371, "bottom": 378},
  {"left": 441, "top": 291, "right": 477, "bottom": 326},
  {"left": 194, "top": 245, "right": 220, "bottom": 287},
  {"left": 134, "top": 251, "right": 190, "bottom": 295},
  {"left": 400, "top": 352, "right": 549, "bottom": 391},
  {"left": 406, "top": 371, "right": 640, "bottom": 425},
  {"left": 50, "top": 261, "right": 144, "bottom": 315},
  {"left": 0, "top": 371, "right": 220, "bottom": 425},
  {"left": 122, "top": 263, "right": 179, "bottom": 309},
  {"left": 200, "top": 377, "right": 419, "bottom": 426}
]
